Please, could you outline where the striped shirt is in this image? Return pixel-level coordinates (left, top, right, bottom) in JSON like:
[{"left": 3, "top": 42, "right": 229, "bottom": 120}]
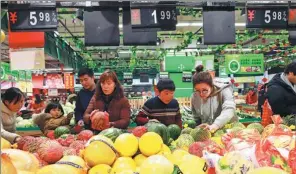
[{"left": 135, "top": 97, "right": 182, "bottom": 128}]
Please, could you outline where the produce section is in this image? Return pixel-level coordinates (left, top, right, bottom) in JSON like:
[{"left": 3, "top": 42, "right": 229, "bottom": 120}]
[
  {"left": 1, "top": 0, "right": 296, "bottom": 174},
  {"left": 1, "top": 115, "right": 296, "bottom": 173}
]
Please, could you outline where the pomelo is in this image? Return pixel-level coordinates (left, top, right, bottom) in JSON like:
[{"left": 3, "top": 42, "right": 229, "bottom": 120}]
[
  {"left": 114, "top": 133, "right": 138, "bottom": 157},
  {"left": 139, "top": 132, "right": 163, "bottom": 156}
]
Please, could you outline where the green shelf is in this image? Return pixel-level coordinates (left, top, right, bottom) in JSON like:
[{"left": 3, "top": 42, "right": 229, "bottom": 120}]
[
  {"left": 239, "top": 117, "right": 262, "bottom": 123},
  {"left": 16, "top": 127, "right": 41, "bottom": 131}
]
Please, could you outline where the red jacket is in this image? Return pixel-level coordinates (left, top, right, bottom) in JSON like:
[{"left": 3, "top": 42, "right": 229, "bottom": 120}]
[{"left": 84, "top": 96, "right": 131, "bottom": 129}]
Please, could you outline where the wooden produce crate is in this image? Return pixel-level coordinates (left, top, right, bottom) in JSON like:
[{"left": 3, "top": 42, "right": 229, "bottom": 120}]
[{"left": 16, "top": 127, "right": 43, "bottom": 137}]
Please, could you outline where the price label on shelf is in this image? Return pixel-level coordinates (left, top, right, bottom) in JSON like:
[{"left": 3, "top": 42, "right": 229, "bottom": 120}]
[
  {"left": 131, "top": 3, "right": 177, "bottom": 31},
  {"left": 8, "top": 3, "right": 58, "bottom": 31},
  {"left": 246, "top": 6, "right": 287, "bottom": 29}
]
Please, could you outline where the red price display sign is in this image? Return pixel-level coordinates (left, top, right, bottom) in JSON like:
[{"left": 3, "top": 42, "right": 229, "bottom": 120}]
[
  {"left": 288, "top": 8, "right": 296, "bottom": 25},
  {"left": 246, "top": 6, "right": 288, "bottom": 29}
]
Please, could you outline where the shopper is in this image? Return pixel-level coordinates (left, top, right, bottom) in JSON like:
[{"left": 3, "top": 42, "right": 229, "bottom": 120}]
[
  {"left": 245, "top": 88, "right": 258, "bottom": 105},
  {"left": 136, "top": 79, "right": 182, "bottom": 128},
  {"left": 1, "top": 87, "right": 24, "bottom": 143},
  {"left": 30, "top": 94, "right": 45, "bottom": 114},
  {"left": 84, "top": 70, "right": 131, "bottom": 129},
  {"left": 267, "top": 62, "right": 296, "bottom": 116},
  {"left": 191, "top": 65, "right": 237, "bottom": 132},
  {"left": 33, "top": 102, "right": 73, "bottom": 136},
  {"left": 75, "top": 68, "right": 96, "bottom": 128}
]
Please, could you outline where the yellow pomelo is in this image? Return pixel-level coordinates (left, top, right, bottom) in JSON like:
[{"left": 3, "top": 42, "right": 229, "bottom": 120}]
[
  {"left": 111, "top": 157, "right": 136, "bottom": 173},
  {"left": 114, "top": 133, "right": 138, "bottom": 157},
  {"left": 179, "top": 154, "right": 208, "bottom": 174},
  {"left": 58, "top": 156, "right": 87, "bottom": 171},
  {"left": 1, "top": 138, "right": 11, "bottom": 149},
  {"left": 83, "top": 137, "right": 117, "bottom": 167},
  {"left": 133, "top": 154, "right": 147, "bottom": 167},
  {"left": 157, "top": 144, "right": 171, "bottom": 155},
  {"left": 140, "top": 155, "right": 174, "bottom": 174},
  {"left": 139, "top": 132, "right": 163, "bottom": 156},
  {"left": 89, "top": 164, "right": 111, "bottom": 174},
  {"left": 171, "top": 149, "right": 189, "bottom": 166},
  {"left": 247, "top": 167, "right": 288, "bottom": 174},
  {"left": 37, "top": 164, "right": 85, "bottom": 174},
  {"left": 1, "top": 30, "right": 5, "bottom": 43}
]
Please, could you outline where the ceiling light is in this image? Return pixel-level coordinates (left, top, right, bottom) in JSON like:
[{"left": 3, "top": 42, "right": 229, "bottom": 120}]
[{"left": 118, "top": 22, "right": 246, "bottom": 28}]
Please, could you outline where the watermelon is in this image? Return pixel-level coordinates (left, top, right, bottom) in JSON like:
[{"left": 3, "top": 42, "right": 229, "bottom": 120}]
[
  {"left": 247, "top": 123, "right": 264, "bottom": 134},
  {"left": 181, "top": 127, "right": 193, "bottom": 135},
  {"left": 190, "top": 127, "right": 211, "bottom": 142},
  {"left": 167, "top": 124, "right": 181, "bottom": 140},
  {"left": 99, "top": 128, "right": 122, "bottom": 142},
  {"left": 145, "top": 121, "right": 170, "bottom": 145},
  {"left": 54, "top": 126, "right": 70, "bottom": 138},
  {"left": 176, "top": 134, "right": 195, "bottom": 150},
  {"left": 183, "top": 120, "right": 197, "bottom": 128}
]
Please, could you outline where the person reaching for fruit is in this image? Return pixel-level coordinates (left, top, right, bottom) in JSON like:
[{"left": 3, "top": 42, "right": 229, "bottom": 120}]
[
  {"left": 191, "top": 65, "right": 237, "bottom": 133},
  {"left": 33, "top": 102, "right": 73, "bottom": 136},
  {"left": 1, "top": 87, "right": 25, "bottom": 144},
  {"left": 135, "top": 79, "right": 182, "bottom": 128},
  {"left": 83, "top": 70, "right": 131, "bottom": 130}
]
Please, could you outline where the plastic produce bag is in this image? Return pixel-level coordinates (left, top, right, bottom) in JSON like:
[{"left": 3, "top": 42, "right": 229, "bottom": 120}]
[
  {"left": 215, "top": 151, "right": 255, "bottom": 174},
  {"left": 254, "top": 139, "right": 291, "bottom": 172},
  {"left": 221, "top": 129, "right": 261, "bottom": 152},
  {"left": 265, "top": 115, "right": 293, "bottom": 149},
  {"left": 289, "top": 147, "right": 296, "bottom": 174}
]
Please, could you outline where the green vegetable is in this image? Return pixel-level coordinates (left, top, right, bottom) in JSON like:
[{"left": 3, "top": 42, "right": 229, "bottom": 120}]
[{"left": 167, "top": 124, "right": 181, "bottom": 140}]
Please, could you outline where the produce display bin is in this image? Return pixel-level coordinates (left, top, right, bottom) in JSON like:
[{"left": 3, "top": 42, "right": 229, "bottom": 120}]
[{"left": 16, "top": 127, "right": 42, "bottom": 137}]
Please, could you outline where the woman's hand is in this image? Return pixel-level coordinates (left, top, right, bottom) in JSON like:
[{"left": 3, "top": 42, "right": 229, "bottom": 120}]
[{"left": 198, "top": 123, "right": 219, "bottom": 133}]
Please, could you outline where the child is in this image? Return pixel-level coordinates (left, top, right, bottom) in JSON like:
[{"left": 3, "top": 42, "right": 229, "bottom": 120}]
[
  {"left": 135, "top": 79, "right": 182, "bottom": 128},
  {"left": 33, "top": 102, "right": 73, "bottom": 136}
]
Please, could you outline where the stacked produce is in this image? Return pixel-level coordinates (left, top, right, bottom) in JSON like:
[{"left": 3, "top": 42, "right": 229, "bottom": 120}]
[{"left": 1, "top": 115, "right": 295, "bottom": 174}]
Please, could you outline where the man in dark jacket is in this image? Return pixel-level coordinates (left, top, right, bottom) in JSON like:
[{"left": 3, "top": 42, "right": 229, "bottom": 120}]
[
  {"left": 75, "top": 68, "right": 96, "bottom": 127},
  {"left": 267, "top": 62, "right": 296, "bottom": 117}
]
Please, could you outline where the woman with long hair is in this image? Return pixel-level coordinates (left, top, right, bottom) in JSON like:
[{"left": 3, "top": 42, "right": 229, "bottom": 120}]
[
  {"left": 191, "top": 65, "right": 237, "bottom": 132},
  {"left": 1, "top": 87, "right": 25, "bottom": 143},
  {"left": 83, "top": 70, "right": 131, "bottom": 129}
]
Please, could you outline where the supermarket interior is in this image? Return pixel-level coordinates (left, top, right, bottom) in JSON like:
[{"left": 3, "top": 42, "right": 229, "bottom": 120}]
[{"left": 0, "top": 1, "right": 296, "bottom": 174}]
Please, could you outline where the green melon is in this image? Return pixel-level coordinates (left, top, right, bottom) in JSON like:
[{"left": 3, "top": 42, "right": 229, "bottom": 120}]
[
  {"left": 228, "top": 127, "right": 244, "bottom": 135},
  {"left": 247, "top": 123, "right": 264, "bottom": 134},
  {"left": 176, "top": 134, "right": 194, "bottom": 150},
  {"left": 181, "top": 127, "right": 193, "bottom": 135},
  {"left": 99, "top": 128, "right": 122, "bottom": 142},
  {"left": 213, "top": 129, "right": 225, "bottom": 137},
  {"left": 168, "top": 124, "right": 181, "bottom": 140},
  {"left": 183, "top": 120, "right": 197, "bottom": 129},
  {"left": 54, "top": 126, "right": 70, "bottom": 138},
  {"left": 145, "top": 121, "right": 170, "bottom": 145},
  {"left": 231, "top": 122, "right": 246, "bottom": 129},
  {"left": 190, "top": 127, "right": 211, "bottom": 142}
]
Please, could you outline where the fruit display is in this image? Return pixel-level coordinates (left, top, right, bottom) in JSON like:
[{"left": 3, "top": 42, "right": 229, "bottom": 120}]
[{"left": 1, "top": 114, "right": 294, "bottom": 174}]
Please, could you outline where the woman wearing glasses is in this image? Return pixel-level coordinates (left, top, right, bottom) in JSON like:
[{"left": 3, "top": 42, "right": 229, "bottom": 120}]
[{"left": 191, "top": 65, "right": 237, "bottom": 133}]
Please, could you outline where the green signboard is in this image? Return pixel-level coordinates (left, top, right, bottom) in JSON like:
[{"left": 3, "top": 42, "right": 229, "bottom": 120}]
[
  {"left": 195, "top": 55, "right": 215, "bottom": 71},
  {"left": 165, "top": 56, "right": 195, "bottom": 72},
  {"left": 219, "top": 65, "right": 228, "bottom": 78},
  {"left": 19, "top": 71, "right": 26, "bottom": 81},
  {"left": 26, "top": 71, "right": 32, "bottom": 82},
  {"left": 225, "top": 54, "right": 264, "bottom": 75},
  {"left": 1, "top": 62, "right": 12, "bottom": 81},
  {"left": 11, "top": 70, "right": 19, "bottom": 82}
]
